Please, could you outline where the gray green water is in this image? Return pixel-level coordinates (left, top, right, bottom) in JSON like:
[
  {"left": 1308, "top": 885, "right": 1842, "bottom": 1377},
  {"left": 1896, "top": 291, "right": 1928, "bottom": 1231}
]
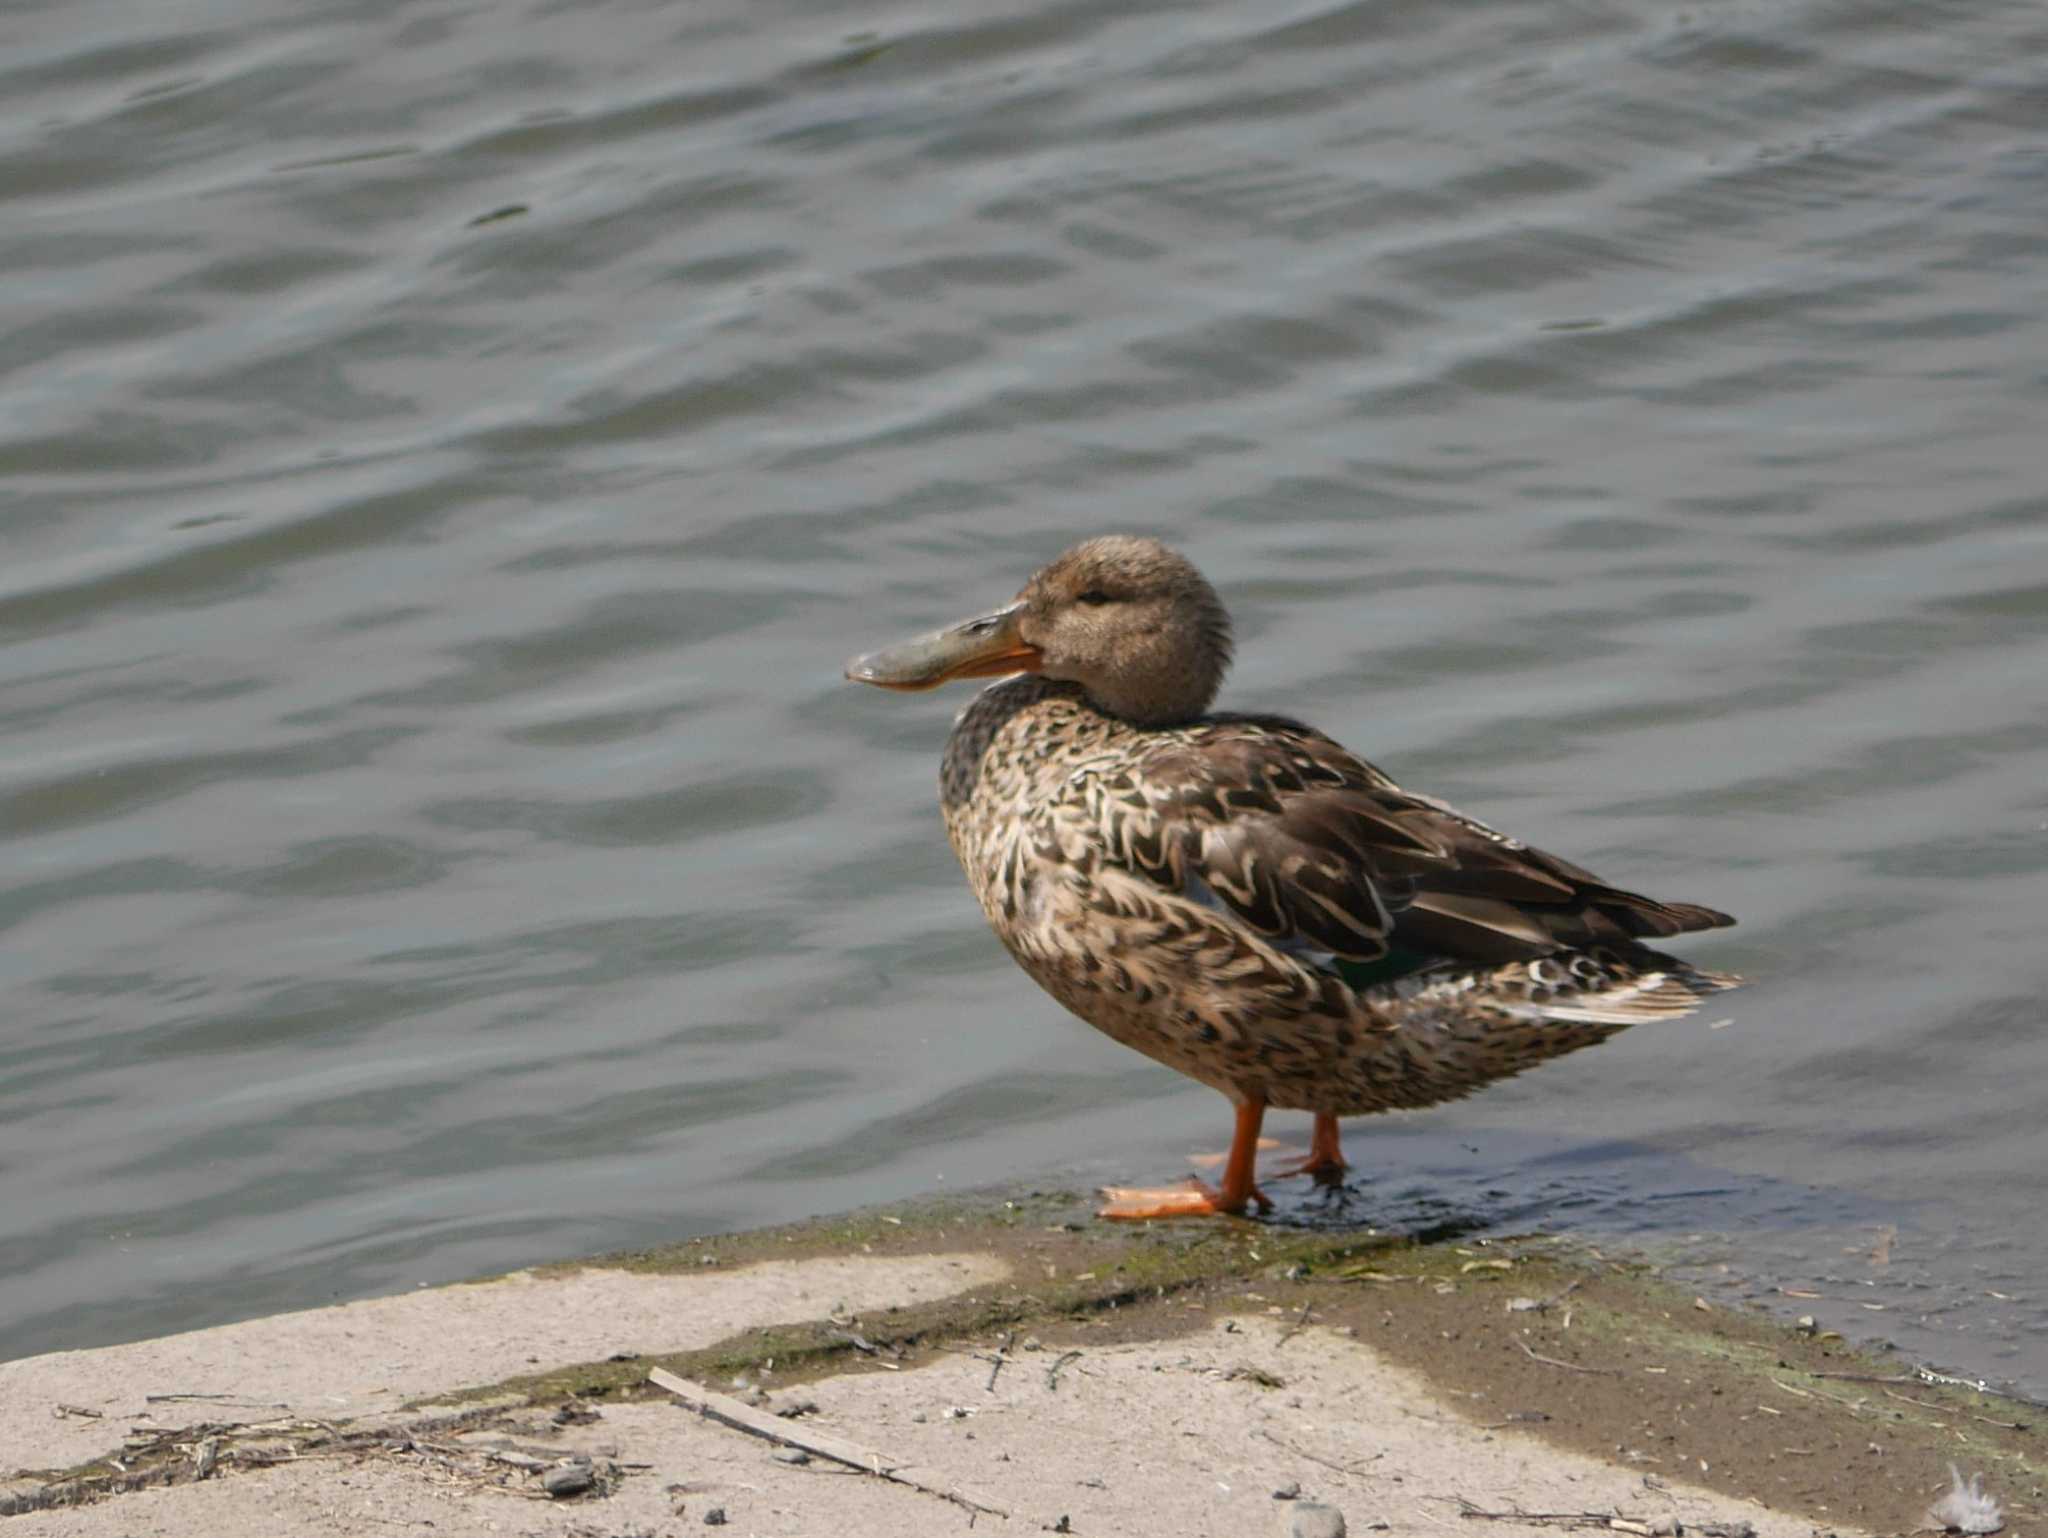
[{"left": 4, "top": 0, "right": 2046, "bottom": 1394}]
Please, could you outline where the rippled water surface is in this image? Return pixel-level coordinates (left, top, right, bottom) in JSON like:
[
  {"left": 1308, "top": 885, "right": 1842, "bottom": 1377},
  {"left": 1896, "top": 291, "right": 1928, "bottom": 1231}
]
[{"left": 5, "top": 0, "right": 2046, "bottom": 1392}]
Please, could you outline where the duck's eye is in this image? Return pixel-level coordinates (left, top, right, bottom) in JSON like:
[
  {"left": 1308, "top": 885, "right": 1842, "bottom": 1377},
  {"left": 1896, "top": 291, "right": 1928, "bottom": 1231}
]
[{"left": 1076, "top": 589, "right": 1115, "bottom": 606}]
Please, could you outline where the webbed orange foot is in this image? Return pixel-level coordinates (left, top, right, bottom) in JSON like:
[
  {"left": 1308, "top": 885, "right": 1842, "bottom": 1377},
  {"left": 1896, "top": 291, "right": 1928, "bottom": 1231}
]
[
  {"left": 1097, "top": 1177, "right": 1273, "bottom": 1220},
  {"left": 1098, "top": 1097, "right": 1273, "bottom": 1221}
]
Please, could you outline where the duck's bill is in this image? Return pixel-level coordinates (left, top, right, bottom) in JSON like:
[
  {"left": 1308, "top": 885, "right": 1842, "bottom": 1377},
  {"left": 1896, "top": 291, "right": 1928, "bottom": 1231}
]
[{"left": 844, "top": 601, "right": 1041, "bottom": 691}]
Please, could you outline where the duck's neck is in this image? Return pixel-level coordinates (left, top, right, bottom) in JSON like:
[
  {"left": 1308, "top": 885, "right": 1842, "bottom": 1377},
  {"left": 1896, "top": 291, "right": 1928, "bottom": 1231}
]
[{"left": 942, "top": 674, "right": 1172, "bottom": 811}]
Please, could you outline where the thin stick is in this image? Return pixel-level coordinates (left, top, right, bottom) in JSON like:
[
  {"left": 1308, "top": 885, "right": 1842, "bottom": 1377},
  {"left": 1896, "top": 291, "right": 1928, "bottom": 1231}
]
[
  {"left": 1875, "top": 1388, "right": 2026, "bottom": 1430},
  {"left": 1513, "top": 1339, "right": 1616, "bottom": 1376},
  {"left": 1807, "top": 1372, "right": 1927, "bottom": 1386},
  {"left": 1257, "top": 1427, "right": 1379, "bottom": 1480},
  {"left": 141, "top": 1393, "right": 291, "bottom": 1412},
  {"left": 1047, "top": 1350, "right": 1083, "bottom": 1392},
  {"left": 648, "top": 1367, "right": 1006, "bottom": 1520},
  {"left": 1454, "top": 1500, "right": 1623, "bottom": 1527},
  {"left": 1278, "top": 1300, "right": 1315, "bottom": 1347},
  {"left": 1508, "top": 1279, "right": 1584, "bottom": 1315},
  {"left": 930, "top": 1340, "right": 1007, "bottom": 1389}
]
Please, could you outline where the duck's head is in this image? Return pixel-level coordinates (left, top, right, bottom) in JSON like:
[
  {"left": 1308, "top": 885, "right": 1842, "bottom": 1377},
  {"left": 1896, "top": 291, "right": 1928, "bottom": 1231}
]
[{"left": 845, "top": 534, "right": 1233, "bottom": 726}]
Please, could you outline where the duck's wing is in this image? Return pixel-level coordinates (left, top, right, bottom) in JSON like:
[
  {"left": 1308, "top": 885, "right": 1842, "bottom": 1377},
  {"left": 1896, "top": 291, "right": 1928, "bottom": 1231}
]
[{"left": 1107, "top": 715, "right": 1733, "bottom": 968}]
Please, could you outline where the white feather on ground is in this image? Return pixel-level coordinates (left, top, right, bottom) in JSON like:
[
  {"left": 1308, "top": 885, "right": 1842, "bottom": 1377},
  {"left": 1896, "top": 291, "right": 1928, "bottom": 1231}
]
[{"left": 1928, "top": 1465, "right": 2004, "bottom": 1535}]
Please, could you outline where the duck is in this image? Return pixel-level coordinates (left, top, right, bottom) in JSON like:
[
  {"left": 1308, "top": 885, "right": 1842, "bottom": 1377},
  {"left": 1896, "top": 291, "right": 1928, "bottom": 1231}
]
[{"left": 845, "top": 535, "right": 1738, "bottom": 1219}]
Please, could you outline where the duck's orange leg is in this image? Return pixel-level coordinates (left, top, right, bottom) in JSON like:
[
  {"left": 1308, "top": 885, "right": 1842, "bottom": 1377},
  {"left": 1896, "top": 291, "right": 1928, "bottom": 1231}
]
[
  {"left": 1099, "top": 1098, "right": 1274, "bottom": 1219},
  {"left": 1269, "top": 1112, "right": 1348, "bottom": 1181}
]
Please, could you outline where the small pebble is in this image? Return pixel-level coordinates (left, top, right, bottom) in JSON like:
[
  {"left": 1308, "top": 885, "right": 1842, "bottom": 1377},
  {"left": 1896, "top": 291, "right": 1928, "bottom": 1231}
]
[
  {"left": 1651, "top": 1519, "right": 1684, "bottom": 1537},
  {"left": 1274, "top": 1480, "right": 1302, "bottom": 1500},
  {"left": 703, "top": 1507, "right": 728, "bottom": 1526},
  {"left": 1291, "top": 1501, "right": 1348, "bottom": 1538},
  {"left": 541, "top": 1462, "right": 595, "bottom": 1498},
  {"left": 911, "top": 1410, "right": 928, "bottom": 1423},
  {"left": 771, "top": 1447, "right": 811, "bottom": 1466}
]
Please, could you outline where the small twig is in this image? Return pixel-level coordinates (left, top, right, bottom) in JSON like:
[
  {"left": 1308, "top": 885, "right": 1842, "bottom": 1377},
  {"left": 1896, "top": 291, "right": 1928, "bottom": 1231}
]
[
  {"left": 1225, "top": 1364, "right": 1287, "bottom": 1388},
  {"left": 1454, "top": 1499, "right": 1623, "bottom": 1527},
  {"left": 1513, "top": 1338, "right": 1616, "bottom": 1376},
  {"left": 931, "top": 1340, "right": 1009, "bottom": 1390},
  {"left": 1278, "top": 1299, "right": 1315, "bottom": 1347},
  {"left": 1046, "top": 1350, "right": 1083, "bottom": 1392},
  {"left": 1508, "top": 1279, "right": 1585, "bottom": 1315},
  {"left": 1882, "top": 1386, "right": 1954, "bottom": 1414},
  {"left": 1874, "top": 1388, "right": 2027, "bottom": 1430},
  {"left": 649, "top": 1367, "right": 1005, "bottom": 1520},
  {"left": 1972, "top": 1411, "right": 2028, "bottom": 1429},
  {"left": 1808, "top": 1372, "right": 1925, "bottom": 1386},
  {"left": 1258, "top": 1427, "right": 1379, "bottom": 1480},
  {"left": 53, "top": 1403, "right": 104, "bottom": 1419},
  {"left": 1771, "top": 1378, "right": 1866, "bottom": 1413},
  {"left": 141, "top": 1393, "right": 291, "bottom": 1411}
]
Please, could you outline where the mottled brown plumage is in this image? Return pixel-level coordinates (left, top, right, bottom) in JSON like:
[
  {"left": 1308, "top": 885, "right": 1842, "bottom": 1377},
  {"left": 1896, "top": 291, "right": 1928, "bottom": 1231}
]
[{"left": 847, "top": 535, "right": 1739, "bottom": 1217}]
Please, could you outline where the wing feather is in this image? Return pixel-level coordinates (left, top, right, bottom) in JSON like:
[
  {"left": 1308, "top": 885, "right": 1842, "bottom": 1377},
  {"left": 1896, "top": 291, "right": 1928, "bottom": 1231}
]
[{"left": 1103, "top": 715, "right": 1733, "bottom": 970}]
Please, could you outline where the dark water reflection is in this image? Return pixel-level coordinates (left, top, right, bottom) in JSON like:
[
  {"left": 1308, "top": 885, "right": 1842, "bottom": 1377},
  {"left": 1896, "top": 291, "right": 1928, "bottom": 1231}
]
[{"left": 3, "top": 0, "right": 2045, "bottom": 1395}]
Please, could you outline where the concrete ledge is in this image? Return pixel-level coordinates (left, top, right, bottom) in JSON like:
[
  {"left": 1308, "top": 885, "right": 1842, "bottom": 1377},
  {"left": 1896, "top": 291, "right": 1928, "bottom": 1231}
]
[{"left": 2, "top": 1192, "right": 2035, "bottom": 1535}]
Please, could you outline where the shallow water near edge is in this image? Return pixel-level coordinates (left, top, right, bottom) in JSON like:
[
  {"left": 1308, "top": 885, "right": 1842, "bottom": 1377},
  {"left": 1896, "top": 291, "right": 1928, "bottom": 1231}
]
[{"left": 4, "top": 0, "right": 2046, "bottom": 1394}]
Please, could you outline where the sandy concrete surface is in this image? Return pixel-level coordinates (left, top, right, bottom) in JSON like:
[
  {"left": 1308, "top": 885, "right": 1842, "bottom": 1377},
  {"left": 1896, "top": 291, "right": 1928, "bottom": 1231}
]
[
  {"left": 1, "top": 1253, "right": 1005, "bottom": 1476},
  {"left": 2, "top": 1255, "right": 1865, "bottom": 1538}
]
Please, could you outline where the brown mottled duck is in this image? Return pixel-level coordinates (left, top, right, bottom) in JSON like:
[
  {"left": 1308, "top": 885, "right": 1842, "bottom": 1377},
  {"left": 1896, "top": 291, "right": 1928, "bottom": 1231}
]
[{"left": 845, "top": 535, "right": 1738, "bottom": 1219}]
